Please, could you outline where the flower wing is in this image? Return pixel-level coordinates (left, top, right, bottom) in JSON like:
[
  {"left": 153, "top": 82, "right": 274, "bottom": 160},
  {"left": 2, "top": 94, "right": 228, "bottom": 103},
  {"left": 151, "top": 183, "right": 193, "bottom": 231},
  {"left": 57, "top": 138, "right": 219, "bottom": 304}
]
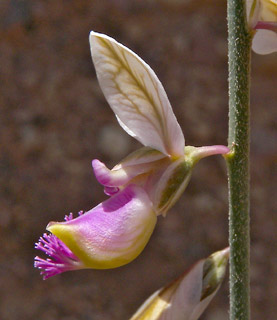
[
  {"left": 252, "top": 29, "right": 277, "bottom": 54},
  {"left": 90, "top": 31, "right": 185, "bottom": 157}
]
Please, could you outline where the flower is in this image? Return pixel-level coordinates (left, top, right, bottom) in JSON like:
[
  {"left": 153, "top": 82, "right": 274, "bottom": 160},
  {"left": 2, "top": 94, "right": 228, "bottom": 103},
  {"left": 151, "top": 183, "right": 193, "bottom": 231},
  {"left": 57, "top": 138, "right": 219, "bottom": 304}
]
[
  {"left": 247, "top": 0, "right": 277, "bottom": 54},
  {"left": 129, "top": 248, "right": 229, "bottom": 320},
  {"left": 34, "top": 32, "right": 229, "bottom": 279}
]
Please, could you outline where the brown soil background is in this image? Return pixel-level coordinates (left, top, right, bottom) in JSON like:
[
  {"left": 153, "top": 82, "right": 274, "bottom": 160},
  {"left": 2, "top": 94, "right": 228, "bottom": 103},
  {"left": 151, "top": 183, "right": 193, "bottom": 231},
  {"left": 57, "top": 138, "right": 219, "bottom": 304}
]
[{"left": 0, "top": 1, "right": 276, "bottom": 319}]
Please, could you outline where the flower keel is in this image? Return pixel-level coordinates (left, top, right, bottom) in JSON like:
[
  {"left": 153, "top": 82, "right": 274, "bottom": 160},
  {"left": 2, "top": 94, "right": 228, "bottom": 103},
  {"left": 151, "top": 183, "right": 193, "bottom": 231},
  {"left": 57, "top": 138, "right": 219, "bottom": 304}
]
[{"left": 35, "top": 185, "right": 157, "bottom": 277}]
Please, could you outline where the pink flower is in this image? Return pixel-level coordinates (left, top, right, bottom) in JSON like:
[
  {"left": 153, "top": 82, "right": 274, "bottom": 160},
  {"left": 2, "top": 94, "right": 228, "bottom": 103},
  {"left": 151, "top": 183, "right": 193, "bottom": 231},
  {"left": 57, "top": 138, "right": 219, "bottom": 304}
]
[
  {"left": 248, "top": 0, "right": 277, "bottom": 54},
  {"left": 34, "top": 32, "right": 229, "bottom": 279}
]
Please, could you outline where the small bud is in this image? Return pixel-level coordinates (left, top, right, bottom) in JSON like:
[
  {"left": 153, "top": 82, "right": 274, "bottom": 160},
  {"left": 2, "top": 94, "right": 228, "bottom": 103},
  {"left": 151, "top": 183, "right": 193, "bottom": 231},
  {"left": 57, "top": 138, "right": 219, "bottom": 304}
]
[{"left": 130, "top": 248, "right": 229, "bottom": 320}]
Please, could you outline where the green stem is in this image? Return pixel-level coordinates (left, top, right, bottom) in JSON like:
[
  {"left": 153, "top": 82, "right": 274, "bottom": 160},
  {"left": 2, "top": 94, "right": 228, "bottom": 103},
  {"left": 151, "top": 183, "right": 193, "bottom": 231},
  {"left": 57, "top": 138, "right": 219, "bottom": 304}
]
[{"left": 226, "top": 0, "right": 252, "bottom": 319}]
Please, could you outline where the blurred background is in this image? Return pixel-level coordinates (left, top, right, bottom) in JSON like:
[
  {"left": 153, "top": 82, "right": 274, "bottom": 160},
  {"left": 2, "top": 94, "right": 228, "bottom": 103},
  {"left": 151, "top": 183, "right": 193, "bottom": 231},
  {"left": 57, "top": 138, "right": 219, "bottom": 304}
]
[{"left": 0, "top": 0, "right": 276, "bottom": 319}]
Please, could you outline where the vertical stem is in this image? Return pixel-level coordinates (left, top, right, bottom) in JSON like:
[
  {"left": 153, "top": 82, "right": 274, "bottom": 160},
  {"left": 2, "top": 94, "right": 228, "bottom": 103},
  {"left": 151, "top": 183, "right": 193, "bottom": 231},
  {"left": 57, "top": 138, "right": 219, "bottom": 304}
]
[{"left": 227, "top": 0, "right": 252, "bottom": 319}]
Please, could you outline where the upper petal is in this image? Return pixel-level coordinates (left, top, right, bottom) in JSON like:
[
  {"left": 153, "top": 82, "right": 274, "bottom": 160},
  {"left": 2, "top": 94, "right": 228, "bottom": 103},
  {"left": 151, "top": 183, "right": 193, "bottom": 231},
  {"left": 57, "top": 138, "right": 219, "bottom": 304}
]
[
  {"left": 47, "top": 185, "right": 157, "bottom": 269},
  {"left": 89, "top": 31, "right": 185, "bottom": 157}
]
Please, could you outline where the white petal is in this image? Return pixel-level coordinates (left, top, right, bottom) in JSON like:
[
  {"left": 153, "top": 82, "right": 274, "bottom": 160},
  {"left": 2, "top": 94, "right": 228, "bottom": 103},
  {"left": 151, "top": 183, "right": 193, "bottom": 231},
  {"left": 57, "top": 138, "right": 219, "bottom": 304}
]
[
  {"left": 90, "top": 31, "right": 185, "bottom": 157},
  {"left": 252, "top": 29, "right": 277, "bottom": 54}
]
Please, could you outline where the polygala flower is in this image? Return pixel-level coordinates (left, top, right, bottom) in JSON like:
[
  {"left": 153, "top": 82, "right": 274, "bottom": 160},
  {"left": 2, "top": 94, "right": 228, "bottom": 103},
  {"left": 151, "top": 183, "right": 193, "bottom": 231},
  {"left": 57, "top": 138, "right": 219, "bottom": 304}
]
[
  {"left": 130, "top": 248, "right": 229, "bottom": 320},
  {"left": 248, "top": 0, "right": 277, "bottom": 54},
  {"left": 34, "top": 32, "right": 229, "bottom": 279}
]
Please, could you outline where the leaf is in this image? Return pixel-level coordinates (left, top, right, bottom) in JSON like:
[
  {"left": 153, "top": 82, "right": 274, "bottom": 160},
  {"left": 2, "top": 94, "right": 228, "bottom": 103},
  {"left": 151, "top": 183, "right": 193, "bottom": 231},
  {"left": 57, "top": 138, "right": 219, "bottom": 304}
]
[{"left": 90, "top": 31, "right": 185, "bottom": 157}]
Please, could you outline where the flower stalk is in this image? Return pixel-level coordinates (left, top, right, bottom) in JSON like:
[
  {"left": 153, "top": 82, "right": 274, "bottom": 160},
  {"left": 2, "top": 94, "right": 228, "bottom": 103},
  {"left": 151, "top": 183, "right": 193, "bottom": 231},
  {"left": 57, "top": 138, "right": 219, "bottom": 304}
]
[{"left": 226, "top": 0, "right": 252, "bottom": 319}]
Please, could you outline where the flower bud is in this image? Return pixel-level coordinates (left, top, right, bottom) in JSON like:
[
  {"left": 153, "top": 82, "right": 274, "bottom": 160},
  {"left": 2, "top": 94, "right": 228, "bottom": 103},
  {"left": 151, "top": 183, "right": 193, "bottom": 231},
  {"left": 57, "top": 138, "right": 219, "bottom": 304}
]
[{"left": 130, "top": 248, "right": 229, "bottom": 320}]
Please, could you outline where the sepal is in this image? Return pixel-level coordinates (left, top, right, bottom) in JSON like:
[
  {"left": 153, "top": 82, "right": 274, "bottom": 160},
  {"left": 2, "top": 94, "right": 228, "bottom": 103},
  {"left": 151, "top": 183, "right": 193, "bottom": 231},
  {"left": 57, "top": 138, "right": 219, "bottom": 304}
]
[
  {"left": 153, "top": 157, "right": 193, "bottom": 215},
  {"left": 153, "top": 145, "right": 229, "bottom": 216}
]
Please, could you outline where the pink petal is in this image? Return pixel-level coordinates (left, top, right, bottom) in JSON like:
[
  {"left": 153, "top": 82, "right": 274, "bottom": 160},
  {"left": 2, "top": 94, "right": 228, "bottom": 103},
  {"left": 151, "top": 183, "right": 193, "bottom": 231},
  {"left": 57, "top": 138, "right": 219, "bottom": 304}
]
[
  {"left": 92, "top": 148, "right": 168, "bottom": 188},
  {"left": 92, "top": 159, "right": 130, "bottom": 187},
  {"left": 92, "top": 159, "right": 157, "bottom": 188},
  {"left": 47, "top": 185, "right": 157, "bottom": 269}
]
